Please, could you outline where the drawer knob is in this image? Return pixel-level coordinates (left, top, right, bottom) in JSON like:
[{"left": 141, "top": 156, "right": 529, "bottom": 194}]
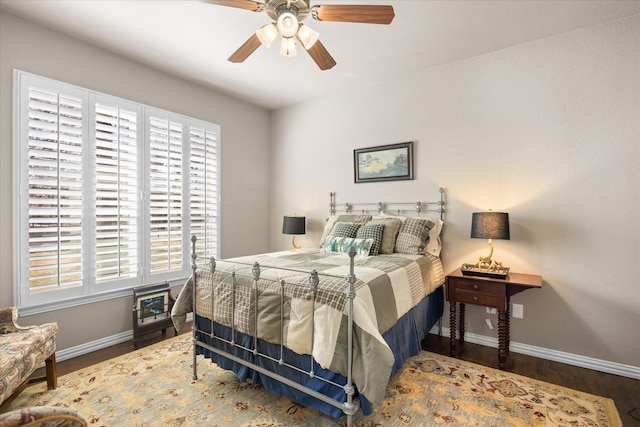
[
  {"left": 473, "top": 296, "right": 478, "bottom": 302},
  {"left": 473, "top": 284, "right": 479, "bottom": 290}
]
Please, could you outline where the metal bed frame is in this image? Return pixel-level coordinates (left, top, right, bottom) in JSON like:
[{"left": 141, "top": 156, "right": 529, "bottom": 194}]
[{"left": 189, "top": 189, "right": 445, "bottom": 427}]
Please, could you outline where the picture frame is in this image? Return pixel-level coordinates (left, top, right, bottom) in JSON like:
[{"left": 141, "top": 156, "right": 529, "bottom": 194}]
[
  {"left": 354, "top": 141, "right": 414, "bottom": 183},
  {"left": 136, "top": 291, "right": 169, "bottom": 323}
]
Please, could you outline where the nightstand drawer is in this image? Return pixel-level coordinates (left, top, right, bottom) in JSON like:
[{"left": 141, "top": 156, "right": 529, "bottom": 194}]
[
  {"left": 455, "top": 291, "right": 498, "bottom": 306},
  {"left": 450, "top": 279, "right": 498, "bottom": 295}
]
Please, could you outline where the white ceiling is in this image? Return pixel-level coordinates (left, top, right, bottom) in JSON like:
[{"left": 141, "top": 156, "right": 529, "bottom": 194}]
[{"left": 2, "top": 0, "right": 639, "bottom": 110}]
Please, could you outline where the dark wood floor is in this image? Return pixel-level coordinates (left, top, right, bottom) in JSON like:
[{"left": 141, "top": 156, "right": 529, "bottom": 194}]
[{"left": 45, "top": 329, "right": 640, "bottom": 426}]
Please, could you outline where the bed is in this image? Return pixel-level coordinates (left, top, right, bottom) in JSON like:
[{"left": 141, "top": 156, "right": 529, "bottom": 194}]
[{"left": 171, "top": 189, "right": 446, "bottom": 426}]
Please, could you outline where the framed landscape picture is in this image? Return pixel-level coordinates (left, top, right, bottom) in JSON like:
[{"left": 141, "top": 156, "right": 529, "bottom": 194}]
[{"left": 354, "top": 141, "right": 414, "bottom": 183}]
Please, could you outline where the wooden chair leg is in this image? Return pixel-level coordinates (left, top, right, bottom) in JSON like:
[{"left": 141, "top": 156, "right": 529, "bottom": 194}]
[
  {"left": 45, "top": 353, "right": 58, "bottom": 389},
  {"left": 0, "top": 380, "right": 29, "bottom": 412}
]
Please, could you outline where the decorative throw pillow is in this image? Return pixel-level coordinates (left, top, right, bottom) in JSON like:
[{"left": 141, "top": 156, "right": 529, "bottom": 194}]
[
  {"left": 355, "top": 224, "right": 385, "bottom": 256},
  {"left": 395, "top": 217, "right": 435, "bottom": 255},
  {"left": 331, "top": 222, "right": 361, "bottom": 238},
  {"left": 425, "top": 218, "right": 444, "bottom": 256},
  {"left": 366, "top": 217, "right": 403, "bottom": 254},
  {"left": 335, "top": 214, "right": 372, "bottom": 225},
  {"left": 319, "top": 214, "right": 372, "bottom": 247},
  {"left": 318, "top": 215, "right": 339, "bottom": 247},
  {"left": 322, "top": 236, "right": 373, "bottom": 257}
]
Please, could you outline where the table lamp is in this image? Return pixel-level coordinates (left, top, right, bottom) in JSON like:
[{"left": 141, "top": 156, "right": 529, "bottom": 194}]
[
  {"left": 282, "top": 215, "right": 306, "bottom": 250},
  {"left": 462, "top": 211, "right": 510, "bottom": 278}
]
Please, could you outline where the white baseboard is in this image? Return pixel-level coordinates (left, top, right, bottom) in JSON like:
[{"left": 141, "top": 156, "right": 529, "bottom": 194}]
[
  {"left": 57, "top": 331, "right": 132, "bottom": 361},
  {"left": 56, "top": 313, "right": 193, "bottom": 362},
  {"left": 430, "top": 326, "right": 640, "bottom": 380}
]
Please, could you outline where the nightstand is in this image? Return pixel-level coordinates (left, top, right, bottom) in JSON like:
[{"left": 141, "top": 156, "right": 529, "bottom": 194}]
[{"left": 445, "top": 268, "right": 542, "bottom": 369}]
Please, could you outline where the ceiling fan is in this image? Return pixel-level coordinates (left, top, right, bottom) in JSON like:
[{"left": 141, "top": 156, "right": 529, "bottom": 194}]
[{"left": 204, "top": 0, "right": 395, "bottom": 70}]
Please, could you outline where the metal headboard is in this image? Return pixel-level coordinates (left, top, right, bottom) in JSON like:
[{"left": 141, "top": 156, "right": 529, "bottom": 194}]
[{"left": 329, "top": 187, "right": 445, "bottom": 220}]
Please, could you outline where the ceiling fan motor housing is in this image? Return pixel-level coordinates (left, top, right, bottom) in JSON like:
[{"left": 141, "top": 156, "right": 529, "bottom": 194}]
[
  {"left": 216, "top": 0, "right": 395, "bottom": 70},
  {"left": 265, "top": 0, "right": 311, "bottom": 22}
]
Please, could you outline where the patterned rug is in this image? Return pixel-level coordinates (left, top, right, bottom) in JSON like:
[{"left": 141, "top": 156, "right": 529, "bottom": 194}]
[{"left": 5, "top": 336, "right": 621, "bottom": 426}]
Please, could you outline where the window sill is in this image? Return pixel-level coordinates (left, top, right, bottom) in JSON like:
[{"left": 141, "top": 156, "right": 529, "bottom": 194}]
[{"left": 18, "top": 277, "right": 188, "bottom": 317}]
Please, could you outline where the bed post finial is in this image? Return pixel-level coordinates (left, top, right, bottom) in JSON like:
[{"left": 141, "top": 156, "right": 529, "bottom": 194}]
[
  {"left": 309, "top": 270, "right": 319, "bottom": 290},
  {"left": 329, "top": 192, "right": 336, "bottom": 216},
  {"left": 252, "top": 262, "right": 261, "bottom": 281},
  {"left": 191, "top": 235, "right": 197, "bottom": 268}
]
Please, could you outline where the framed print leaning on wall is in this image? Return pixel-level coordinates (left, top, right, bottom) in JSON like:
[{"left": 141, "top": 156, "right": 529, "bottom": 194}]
[{"left": 354, "top": 141, "right": 414, "bottom": 183}]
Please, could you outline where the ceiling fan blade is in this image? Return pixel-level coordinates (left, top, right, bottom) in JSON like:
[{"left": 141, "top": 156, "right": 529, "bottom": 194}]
[
  {"left": 312, "top": 5, "right": 395, "bottom": 24},
  {"left": 306, "top": 40, "right": 336, "bottom": 70},
  {"left": 202, "top": 0, "right": 263, "bottom": 12},
  {"left": 228, "top": 33, "right": 262, "bottom": 63}
]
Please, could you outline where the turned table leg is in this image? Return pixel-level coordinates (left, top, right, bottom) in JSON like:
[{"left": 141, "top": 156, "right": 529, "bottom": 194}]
[
  {"left": 498, "top": 309, "right": 508, "bottom": 369},
  {"left": 449, "top": 301, "right": 456, "bottom": 356},
  {"left": 506, "top": 305, "right": 511, "bottom": 355},
  {"left": 459, "top": 303, "right": 466, "bottom": 344}
]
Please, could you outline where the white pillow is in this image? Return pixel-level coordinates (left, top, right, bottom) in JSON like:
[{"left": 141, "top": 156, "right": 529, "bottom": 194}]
[
  {"left": 425, "top": 217, "right": 444, "bottom": 256},
  {"left": 319, "top": 215, "right": 338, "bottom": 247},
  {"left": 375, "top": 213, "right": 407, "bottom": 223}
]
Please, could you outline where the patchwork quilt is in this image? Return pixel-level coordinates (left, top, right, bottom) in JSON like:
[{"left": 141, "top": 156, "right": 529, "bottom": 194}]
[{"left": 172, "top": 248, "right": 444, "bottom": 404}]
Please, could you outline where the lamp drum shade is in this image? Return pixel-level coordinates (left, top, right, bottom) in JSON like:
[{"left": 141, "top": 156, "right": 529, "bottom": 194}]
[
  {"left": 471, "top": 212, "right": 510, "bottom": 240},
  {"left": 283, "top": 216, "right": 306, "bottom": 235}
]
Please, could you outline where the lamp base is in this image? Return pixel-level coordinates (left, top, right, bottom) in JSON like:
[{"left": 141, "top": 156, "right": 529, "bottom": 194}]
[
  {"left": 289, "top": 235, "right": 301, "bottom": 250},
  {"left": 461, "top": 263, "right": 510, "bottom": 279}
]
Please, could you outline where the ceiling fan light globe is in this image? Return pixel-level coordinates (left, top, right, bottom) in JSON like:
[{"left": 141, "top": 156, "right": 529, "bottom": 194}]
[
  {"left": 277, "top": 12, "right": 299, "bottom": 38},
  {"left": 256, "top": 23, "right": 278, "bottom": 48},
  {"left": 280, "top": 37, "right": 297, "bottom": 57},
  {"left": 297, "top": 24, "right": 319, "bottom": 49}
]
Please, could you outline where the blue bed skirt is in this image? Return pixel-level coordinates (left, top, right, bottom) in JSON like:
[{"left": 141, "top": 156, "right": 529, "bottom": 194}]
[{"left": 195, "top": 285, "right": 444, "bottom": 418}]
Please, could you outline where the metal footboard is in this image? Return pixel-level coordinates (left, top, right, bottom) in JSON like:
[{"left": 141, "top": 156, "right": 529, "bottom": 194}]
[{"left": 189, "top": 235, "right": 359, "bottom": 426}]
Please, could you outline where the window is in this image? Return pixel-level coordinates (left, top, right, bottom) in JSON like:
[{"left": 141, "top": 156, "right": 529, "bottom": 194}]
[{"left": 13, "top": 71, "right": 219, "bottom": 312}]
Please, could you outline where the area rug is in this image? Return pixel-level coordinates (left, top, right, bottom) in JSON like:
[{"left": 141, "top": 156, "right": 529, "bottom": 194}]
[{"left": 4, "top": 336, "right": 621, "bottom": 426}]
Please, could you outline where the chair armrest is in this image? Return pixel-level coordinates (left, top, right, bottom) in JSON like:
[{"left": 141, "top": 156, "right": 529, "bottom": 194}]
[
  {"left": 0, "top": 307, "right": 35, "bottom": 334},
  {"left": 0, "top": 406, "right": 88, "bottom": 426}
]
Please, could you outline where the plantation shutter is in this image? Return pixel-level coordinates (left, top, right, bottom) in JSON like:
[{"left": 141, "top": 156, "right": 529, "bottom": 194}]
[
  {"left": 189, "top": 125, "right": 219, "bottom": 258},
  {"left": 148, "top": 116, "right": 184, "bottom": 274},
  {"left": 15, "top": 71, "right": 221, "bottom": 311},
  {"left": 26, "top": 87, "right": 84, "bottom": 293},
  {"left": 94, "top": 103, "right": 139, "bottom": 283}
]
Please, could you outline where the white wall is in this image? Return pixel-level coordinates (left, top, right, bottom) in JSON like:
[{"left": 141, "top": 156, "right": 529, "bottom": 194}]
[
  {"left": 0, "top": 12, "right": 271, "bottom": 350},
  {"left": 269, "top": 15, "right": 640, "bottom": 367}
]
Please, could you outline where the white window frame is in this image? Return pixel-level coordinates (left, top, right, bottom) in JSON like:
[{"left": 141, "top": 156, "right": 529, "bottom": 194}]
[{"left": 13, "top": 70, "right": 220, "bottom": 315}]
